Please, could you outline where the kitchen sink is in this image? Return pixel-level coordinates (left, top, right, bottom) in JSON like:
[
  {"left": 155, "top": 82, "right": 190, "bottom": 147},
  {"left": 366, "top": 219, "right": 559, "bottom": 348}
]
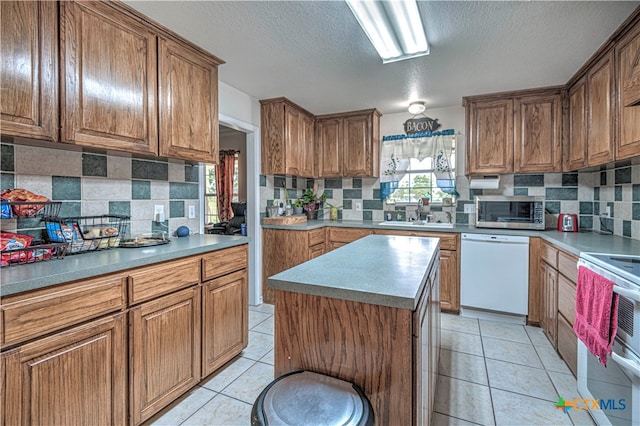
[{"left": 377, "top": 221, "right": 454, "bottom": 229}]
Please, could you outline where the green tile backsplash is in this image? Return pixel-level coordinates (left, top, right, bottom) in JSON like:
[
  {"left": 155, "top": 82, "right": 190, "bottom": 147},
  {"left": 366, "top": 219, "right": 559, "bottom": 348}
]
[{"left": 1, "top": 143, "right": 200, "bottom": 236}]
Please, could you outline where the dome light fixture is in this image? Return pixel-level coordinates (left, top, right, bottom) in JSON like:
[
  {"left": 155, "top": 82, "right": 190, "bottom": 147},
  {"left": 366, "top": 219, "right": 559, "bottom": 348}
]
[{"left": 408, "top": 101, "right": 426, "bottom": 115}]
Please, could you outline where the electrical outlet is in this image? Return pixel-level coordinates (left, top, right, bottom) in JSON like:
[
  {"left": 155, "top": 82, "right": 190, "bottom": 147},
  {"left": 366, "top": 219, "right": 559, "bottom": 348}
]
[
  {"left": 464, "top": 204, "right": 475, "bottom": 214},
  {"left": 188, "top": 205, "right": 196, "bottom": 219},
  {"left": 606, "top": 205, "right": 612, "bottom": 217},
  {"left": 355, "top": 202, "right": 362, "bottom": 211}
]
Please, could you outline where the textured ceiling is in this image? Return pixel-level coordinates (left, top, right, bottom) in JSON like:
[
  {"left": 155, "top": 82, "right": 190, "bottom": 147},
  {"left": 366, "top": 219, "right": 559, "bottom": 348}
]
[{"left": 124, "top": 1, "right": 638, "bottom": 115}]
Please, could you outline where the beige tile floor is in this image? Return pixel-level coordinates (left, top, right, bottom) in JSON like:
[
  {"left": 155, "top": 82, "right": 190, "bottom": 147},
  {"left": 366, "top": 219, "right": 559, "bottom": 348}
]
[{"left": 150, "top": 306, "right": 596, "bottom": 426}]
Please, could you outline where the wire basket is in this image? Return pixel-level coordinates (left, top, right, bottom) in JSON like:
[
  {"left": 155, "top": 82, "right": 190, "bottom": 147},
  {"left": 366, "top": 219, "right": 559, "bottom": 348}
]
[
  {"left": 1, "top": 243, "right": 67, "bottom": 267},
  {"left": 1, "top": 200, "right": 62, "bottom": 218},
  {"left": 43, "top": 215, "right": 130, "bottom": 254}
]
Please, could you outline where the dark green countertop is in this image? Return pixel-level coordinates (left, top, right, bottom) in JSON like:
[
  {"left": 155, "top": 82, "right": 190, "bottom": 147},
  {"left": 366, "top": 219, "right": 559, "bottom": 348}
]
[
  {"left": 262, "top": 219, "right": 640, "bottom": 258},
  {"left": 1, "top": 234, "right": 249, "bottom": 297},
  {"left": 268, "top": 234, "right": 439, "bottom": 310}
]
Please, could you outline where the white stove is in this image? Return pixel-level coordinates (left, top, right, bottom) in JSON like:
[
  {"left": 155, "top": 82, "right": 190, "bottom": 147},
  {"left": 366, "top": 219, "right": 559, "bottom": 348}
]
[
  {"left": 580, "top": 252, "right": 640, "bottom": 286},
  {"left": 577, "top": 252, "right": 640, "bottom": 426}
]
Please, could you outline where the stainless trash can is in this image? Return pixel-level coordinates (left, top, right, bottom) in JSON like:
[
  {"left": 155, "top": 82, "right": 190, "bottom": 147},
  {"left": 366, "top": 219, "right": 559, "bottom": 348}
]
[{"left": 251, "top": 370, "right": 374, "bottom": 426}]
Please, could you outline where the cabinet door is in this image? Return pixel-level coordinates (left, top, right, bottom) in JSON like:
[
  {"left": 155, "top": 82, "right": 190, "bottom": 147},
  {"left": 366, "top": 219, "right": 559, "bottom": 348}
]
[
  {"left": 466, "top": 99, "right": 514, "bottom": 174},
  {"left": 130, "top": 287, "right": 201, "bottom": 425},
  {"left": 541, "top": 261, "right": 558, "bottom": 347},
  {"left": 283, "top": 104, "right": 302, "bottom": 175},
  {"left": 587, "top": 51, "right": 615, "bottom": 166},
  {"left": 202, "top": 269, "right": 248, "bottom": 377},
  {"left": 439, "top": 250, "right": 459, "bottom": 313},
  {"left": 616, "top": 23, "right": 640, "bottom": 160},
  {"left": 557, "top": 314, "right": 577, "bottom": 377},
  {"left": 300, "top": 112, "right": 316, "bottom": 177},
  {"left": 316, "top": 118, "right": 343, "bottom": 178},
  {"left": 566, "top": 77, "right": 588, "bottom": 171},
  {"left": 159, "top": 37, "right": 219, "bottom": 162},
  {"left": 343, "top": 113, "right": 377, "bottom": 177},
  {"left": 3, "top": 314, "right": 127, "bottom": 426},
  {"left": 514, "top": 93, "right": 562, "bottom": 172},
  {"left": 60, "top": 1, "right": 158, "bottom": 154},
  {"left": 1, "top": 1, "right": 58, "bottom": 142}
]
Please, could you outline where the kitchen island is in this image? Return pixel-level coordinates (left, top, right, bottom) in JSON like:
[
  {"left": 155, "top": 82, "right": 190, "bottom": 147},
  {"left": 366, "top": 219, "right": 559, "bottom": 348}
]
[{"left": 268, "top": 234, "right": 441, "bottom": 425}]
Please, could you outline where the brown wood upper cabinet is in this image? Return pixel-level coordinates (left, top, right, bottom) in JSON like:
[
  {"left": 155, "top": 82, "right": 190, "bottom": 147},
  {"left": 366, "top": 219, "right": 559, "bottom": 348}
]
[
  {"left": 465, "top": 97, "right": 514, "bottom": 174},
  {"left": 616, "top": 20, "right": 640, "bottom": 160},
  {"left": 565, "top": 77, "right": 588, "bottom": 170},
  {"left": 464, "top": 88, "right": 562, "bottom": 175},
  {"left": 587, "top": 51, "right": 615, "bottom": 166},
  {"left": 20, "top": 1, "right": 224, "bottom": 163},
  {"left": 0, "top": 1, "right": 59, "bottom": 142},
  {"left": 260, "top": 98, "right": 315, "bottom": 177},
  {"left": 316, "top": 109, "right": 381, "bottom": 178},
  {"left": 514, "top": 93, "right": 562, "bottom": 172},
  {"left": 60, "top": 1, "right": 159, "bottom": 155},
  {"left": 158, "top": 36, "right": 220, "bottom": 162}
]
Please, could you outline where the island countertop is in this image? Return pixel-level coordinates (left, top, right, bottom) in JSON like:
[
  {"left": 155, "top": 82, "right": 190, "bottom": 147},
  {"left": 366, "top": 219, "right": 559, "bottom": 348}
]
[{"left": 268, "top": 234, "right": 439, "bottom": 310}]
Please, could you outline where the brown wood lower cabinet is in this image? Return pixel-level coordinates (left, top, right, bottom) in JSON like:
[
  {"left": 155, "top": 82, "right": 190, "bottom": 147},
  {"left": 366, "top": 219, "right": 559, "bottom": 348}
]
[
  {"left": 130, "top": 286, "right": 201, "bottom": 425},
  {"left": 1, "top": 244, "right": 249, "bottom": 426},
  {"left": 3, "top": 313, "right": 127, "bottom": 425},
  {"left": 262, "top": 228, "right": 328, "bottom": 303},
  {"left": 202, "top": 269, "right": 248, "bottom": 377},
  {"left": 536, "top": 240, "right": 578, "bottom": 376}
]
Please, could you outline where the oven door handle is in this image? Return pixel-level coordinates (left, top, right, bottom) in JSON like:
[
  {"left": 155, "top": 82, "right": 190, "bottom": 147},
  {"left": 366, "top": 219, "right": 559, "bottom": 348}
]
[
  {"left": 611, "top": 352, "right": 640, "bottom": 377},
  {"left": 613, "top": 285, "right": 640, "bottom": 302}
]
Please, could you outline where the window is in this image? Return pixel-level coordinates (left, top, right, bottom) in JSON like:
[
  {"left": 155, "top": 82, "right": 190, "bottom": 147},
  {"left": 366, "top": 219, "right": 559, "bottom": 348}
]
[
  {"left": 385, "top": 155, "right": 455, "bottom": 204},
  {"left": 204, "top": 157, "right": 239, "bottom": 223}
]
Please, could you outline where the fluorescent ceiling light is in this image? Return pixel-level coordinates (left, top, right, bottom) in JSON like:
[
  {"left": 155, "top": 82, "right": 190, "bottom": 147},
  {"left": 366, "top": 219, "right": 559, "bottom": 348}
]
[{"left": 346, "top": 0, "right": 429, "bottom": 64}]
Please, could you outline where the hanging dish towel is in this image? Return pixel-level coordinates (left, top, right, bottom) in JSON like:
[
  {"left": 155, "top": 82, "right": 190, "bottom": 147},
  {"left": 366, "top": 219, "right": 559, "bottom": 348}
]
[{"left": 573, "top": 266, "right": 619, "bottom": 367}]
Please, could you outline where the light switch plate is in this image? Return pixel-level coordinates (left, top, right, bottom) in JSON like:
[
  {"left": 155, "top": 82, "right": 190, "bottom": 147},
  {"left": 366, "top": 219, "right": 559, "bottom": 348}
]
[
  {"left": 464, "top": 204, "right": 475, "bottom": 214},
  {"left": 188, "top": 205, "right": 196, "bottom": 219}
]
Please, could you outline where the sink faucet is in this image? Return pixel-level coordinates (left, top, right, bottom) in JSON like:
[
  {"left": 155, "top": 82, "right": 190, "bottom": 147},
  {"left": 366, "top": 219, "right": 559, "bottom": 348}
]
[
  {"left": 416, "top": 199, "right": 425, "bottom": 220},
  {"left": 446, "top": 212, "right": 452, "bottom": 224}
]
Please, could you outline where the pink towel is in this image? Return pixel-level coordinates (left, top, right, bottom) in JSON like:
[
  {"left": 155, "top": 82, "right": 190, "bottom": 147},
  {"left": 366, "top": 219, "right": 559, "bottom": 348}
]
[{"left": 573, "top": 266, "right": 619, "bottom": 367}]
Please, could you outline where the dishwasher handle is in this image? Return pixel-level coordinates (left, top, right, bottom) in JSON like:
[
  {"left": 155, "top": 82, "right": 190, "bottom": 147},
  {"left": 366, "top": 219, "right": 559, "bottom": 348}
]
[{"left": 461, "top": 233, "right": 529, "bottom": 244}]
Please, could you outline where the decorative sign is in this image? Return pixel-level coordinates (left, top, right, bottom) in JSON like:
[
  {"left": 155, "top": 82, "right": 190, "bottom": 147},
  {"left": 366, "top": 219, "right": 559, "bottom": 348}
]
[{"left": 404, "top": 116, "right": 441, "bottom": 135}]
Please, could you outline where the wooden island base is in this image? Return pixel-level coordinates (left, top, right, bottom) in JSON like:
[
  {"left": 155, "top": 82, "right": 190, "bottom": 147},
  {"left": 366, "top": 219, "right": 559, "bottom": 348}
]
[{"left": 270, "top": 235, "right": 441, "bottom": 425}]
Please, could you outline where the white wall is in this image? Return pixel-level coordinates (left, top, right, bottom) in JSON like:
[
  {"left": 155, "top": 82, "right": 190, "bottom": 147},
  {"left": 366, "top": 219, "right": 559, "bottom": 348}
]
[
  {"left": 380, "top": 106, "right": 467, "bottom": 176},
  {"left": 216, "top": 80, "right": 263, "bottom": 305}
]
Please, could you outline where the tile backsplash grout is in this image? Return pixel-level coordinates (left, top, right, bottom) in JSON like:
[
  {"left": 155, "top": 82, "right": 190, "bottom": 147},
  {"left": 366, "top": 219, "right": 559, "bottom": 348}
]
[
  {"left": 260, "top": 164, "right": 640, "bottom": 240},
  {"left": 1, "top": 143, "right": 201, "bottom": 238}
]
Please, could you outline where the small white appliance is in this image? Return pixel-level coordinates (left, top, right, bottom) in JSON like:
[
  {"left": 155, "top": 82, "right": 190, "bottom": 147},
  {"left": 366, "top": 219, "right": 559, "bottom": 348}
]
[
  {"left": 577, "top": 253, "right": 640, "bottom": 426},
  {"left": 460, "top": 233, "right": 529, "bottom": 322}
]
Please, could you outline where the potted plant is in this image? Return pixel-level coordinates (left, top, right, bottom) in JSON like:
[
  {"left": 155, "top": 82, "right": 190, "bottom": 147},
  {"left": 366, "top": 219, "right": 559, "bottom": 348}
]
[
  {"left": 300, "top": 189, "right": 326, "bottom": 220},
  {"left": 292, "top": 199, "right": 304, "bottom": 215}
]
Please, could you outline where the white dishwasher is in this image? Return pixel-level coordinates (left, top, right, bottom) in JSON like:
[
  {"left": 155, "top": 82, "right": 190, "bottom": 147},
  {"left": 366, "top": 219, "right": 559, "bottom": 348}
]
[{"left": 460, "top": 233, "right": 530, "bottom": 319}]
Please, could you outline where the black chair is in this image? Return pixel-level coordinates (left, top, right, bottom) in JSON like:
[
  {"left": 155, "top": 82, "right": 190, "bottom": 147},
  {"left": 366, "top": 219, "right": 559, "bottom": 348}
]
[{"left": 207, "top": 202, "right": 246, "bottom": 235}]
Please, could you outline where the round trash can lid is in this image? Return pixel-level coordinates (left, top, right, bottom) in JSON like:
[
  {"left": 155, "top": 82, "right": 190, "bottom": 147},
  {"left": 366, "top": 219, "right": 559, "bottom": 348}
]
[{"left": 262, "top": 371, "right": 365, "bottom": 426}]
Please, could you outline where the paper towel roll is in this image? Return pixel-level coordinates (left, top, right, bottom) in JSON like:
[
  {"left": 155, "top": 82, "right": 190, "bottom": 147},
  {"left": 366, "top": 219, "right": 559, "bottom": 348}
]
[{"left": 469, "top": 176, "right": 500, "bottom": 189}]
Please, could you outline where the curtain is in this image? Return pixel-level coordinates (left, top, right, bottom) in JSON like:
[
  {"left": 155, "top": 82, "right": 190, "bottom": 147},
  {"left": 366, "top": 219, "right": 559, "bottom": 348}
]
[
  {"left": 215, "top": 150, "right": 237, "bottom": 222},
  {"left": 379, "top": 129, "right": 458, "bottom": 200}
]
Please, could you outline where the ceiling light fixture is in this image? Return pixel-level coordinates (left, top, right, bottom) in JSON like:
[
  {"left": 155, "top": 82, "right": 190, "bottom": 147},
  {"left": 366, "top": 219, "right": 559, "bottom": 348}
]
[
  {"left": 408, "top": 101, "right": 426, "bottom": 115},
  {"left": 346, "top": 0, "right": 429, "bottom": 64}
]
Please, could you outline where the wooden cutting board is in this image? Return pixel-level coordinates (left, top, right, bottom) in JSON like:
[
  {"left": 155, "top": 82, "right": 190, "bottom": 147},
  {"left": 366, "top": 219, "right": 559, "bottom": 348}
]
[{"left": 262, "top": 215, "right": 307, "bottom": 225}]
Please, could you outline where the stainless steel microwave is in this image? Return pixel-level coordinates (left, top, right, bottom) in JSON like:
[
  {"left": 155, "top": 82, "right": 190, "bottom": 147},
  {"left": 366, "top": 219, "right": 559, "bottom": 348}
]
[{"left": 475, "top": 195, "right": 545, "bottom": 230}]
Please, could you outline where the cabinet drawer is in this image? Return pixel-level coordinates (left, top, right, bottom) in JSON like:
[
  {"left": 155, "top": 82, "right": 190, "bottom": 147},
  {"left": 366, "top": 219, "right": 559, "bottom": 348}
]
[
  {"left": 2, "top": 275, "right": 126, "bottom": 347},
  {"left": 308, "top": 229, "right": 325, "bottom": 247},
  {"left": 328, "top": 227, "right": 372, "bottom": 243},
  {"left": 202, "top": 244, "right": 248, "bottom": 281},
  {"left": 557, "top": 274, "right": 576, "bottom": 326},
  {"left": 308, "top": 244, "right": 325, "bottom": 259},
  {"left": 540, "top": 242, "right": 558, "bottom": 267},
  {"left": 557, "top": 314, "right": 577, "bottom": 377},
  {"left": 129, "top": 257, "right": 200, "bottom": 304},
  {"left": 558, "top": 250, "right": 578, "bottom": 283}
]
